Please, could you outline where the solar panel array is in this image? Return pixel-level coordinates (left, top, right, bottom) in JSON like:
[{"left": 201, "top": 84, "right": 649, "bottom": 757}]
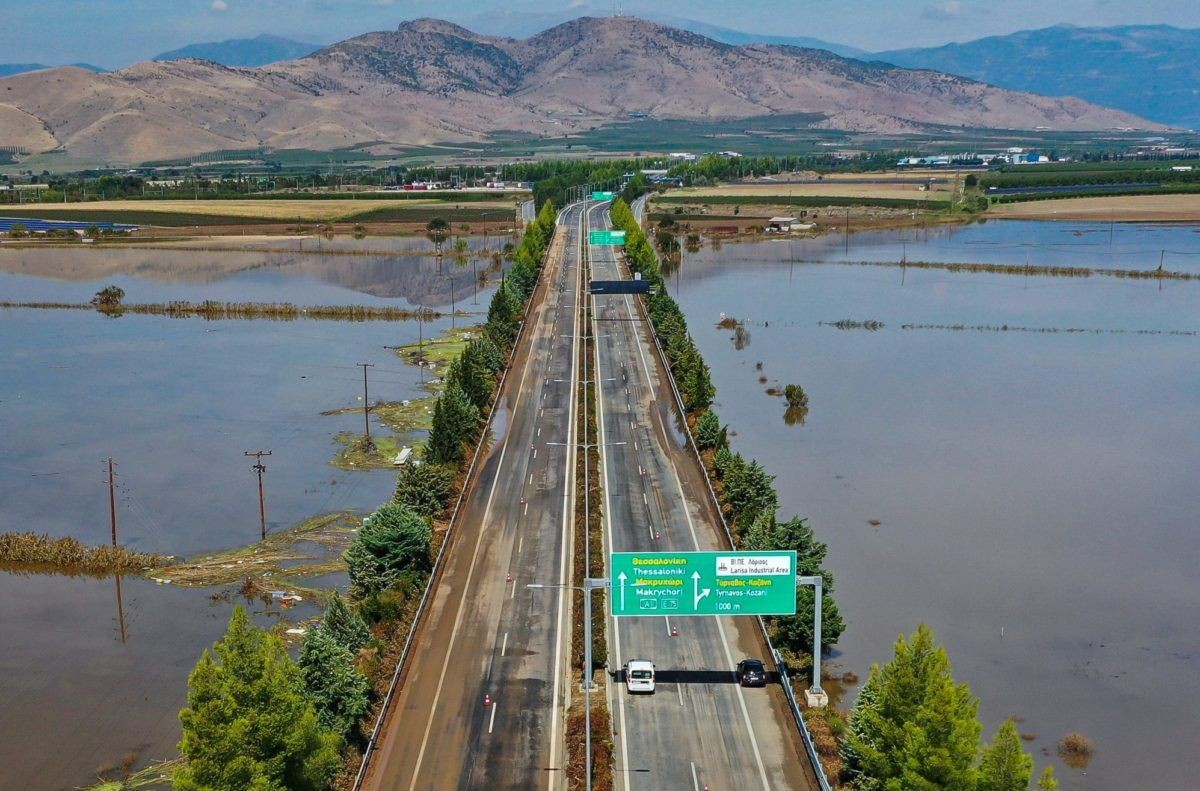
[{"left": 0, "top": 217, "right": 139, "bottom": 233}]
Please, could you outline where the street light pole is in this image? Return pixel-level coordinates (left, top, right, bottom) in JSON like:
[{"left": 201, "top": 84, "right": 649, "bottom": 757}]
[{"left": 528, "top": 577, "right": 608, "bottom": 791}]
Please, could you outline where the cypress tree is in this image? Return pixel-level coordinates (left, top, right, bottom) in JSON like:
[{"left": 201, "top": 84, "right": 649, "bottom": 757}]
[
  {"left": 427, "top": 381, "right": 480, "bottom": 466},
  {"left": 695, "top": 409, "right": 726, "bottom": 450},
  {"left": 321, "top": 591, "right": 370, "bottom": 655},
  {"left": 176, "top": 607, "right": 341, "bottom": 791},
  {"left": 977, "top": 719, "right": 1034, "bottom": 791},
  {"left": 842, "top": 624, "right": 981, "bottom": 790},
  {"left": 345, "top": 502, "right": 432, "bottom": 599},
  {"left": 393, "top": 460, "right": 455, "bottom": 518},
  {"left": 298, "top": 628, "right": 371, "bottom": 739}
]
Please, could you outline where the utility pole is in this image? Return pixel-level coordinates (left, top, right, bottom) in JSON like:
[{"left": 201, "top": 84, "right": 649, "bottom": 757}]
[
  {"left": 244, "top": 451, "right": 272, "bottom": 540},
  {"left": 107, "top": 457, "right": 118, "bottom": 547},
  {"left": 358, "top": 363, "right": 375, "bottom": 446}
]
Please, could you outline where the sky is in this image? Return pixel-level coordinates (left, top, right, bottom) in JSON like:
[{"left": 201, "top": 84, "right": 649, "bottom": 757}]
[{"left": 5, "top": 0, "right": 1200, "bottom": 69}]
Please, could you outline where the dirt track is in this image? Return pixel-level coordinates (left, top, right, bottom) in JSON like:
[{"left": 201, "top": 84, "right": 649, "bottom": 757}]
[
  {"left": 669, "top": 181, "right": 954, "bottom": 200},
  {"left": 988, "top": 194, "right": 1200, "bottom": 221},
  {"left": 2, "top": 198, "right": 516, "bottom": 222}
]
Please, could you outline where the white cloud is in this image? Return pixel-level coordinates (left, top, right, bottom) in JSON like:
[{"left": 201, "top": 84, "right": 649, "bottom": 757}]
[
  {"left": 211, "top": 0, "right": 228, "bottom": 10},
  {"left": 921, "top": 1, "right": 963, "bottom": 20}
]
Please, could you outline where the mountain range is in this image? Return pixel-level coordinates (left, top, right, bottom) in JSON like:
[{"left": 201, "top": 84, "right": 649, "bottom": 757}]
[
  {"left": 0, "top": 63, "right": 105, "bottom": 78},
  {"left": 0, "top": 17, "right": 1160, "bottom": 164},
  {"left": 874, "top": 24, "right": 1200, "bottom": 129},
  {"left": 153, "top": 34, "right": 320, "bottom": 68}
]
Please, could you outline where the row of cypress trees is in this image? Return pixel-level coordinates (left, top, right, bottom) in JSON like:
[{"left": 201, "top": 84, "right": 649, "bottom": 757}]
[
  {"left": 174, "top": 202, "right": 558, "bottom": 791},
  {"left": 612, "top": 197, "right": 1051, "bottom": 790},
  {"left": 608, "top": 197, "right": 844, "bottom": 658}
]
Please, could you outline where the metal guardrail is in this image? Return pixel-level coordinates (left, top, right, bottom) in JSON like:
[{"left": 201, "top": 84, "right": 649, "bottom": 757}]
[
  {"left": 351, "top": 214, "right": 560, "bottom": 791},
  {"left": 610, "top": 212, "right": 834, "bottom": 791}
]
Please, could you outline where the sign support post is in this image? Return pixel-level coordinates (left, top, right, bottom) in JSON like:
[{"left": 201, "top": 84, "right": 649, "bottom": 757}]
[{"left": 796, "top": 574, "right": 828, "bottom": 707}]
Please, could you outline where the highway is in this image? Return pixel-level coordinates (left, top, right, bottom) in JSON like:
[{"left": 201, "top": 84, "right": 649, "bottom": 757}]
[
  {"left": 359, "top": 199, "right": 815, "bottom": 790},
  {"left": 361, "top": 202, "right": 587, "bottom": 790},
  {"left": 588, "top": 202, "right": 818, "bottom": 791}
]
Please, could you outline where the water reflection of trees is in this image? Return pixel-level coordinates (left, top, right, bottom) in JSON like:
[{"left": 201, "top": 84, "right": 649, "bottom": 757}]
[
  {"left": 732, "top": 323, "right": 751, "bottom": 350},
  {"left": 291, "top": 252, "right": 507, "bottom": 308},
  {"left": 783, "top": 406, "right": 808, "bottom": 426}
]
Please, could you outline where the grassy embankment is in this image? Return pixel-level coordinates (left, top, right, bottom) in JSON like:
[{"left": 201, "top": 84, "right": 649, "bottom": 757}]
[
  {"left": 327, "top": 325, "right": 482, "bottom": 469},
  {"left": 1, "top": 512, "right": 360, "bottom": 599},
  {"left": 0, "top": 197, "right": 522, "bottom": 227},
  {"left": 149, "top": 512, "right": 360, "bottom": 595},
  {"left": 648, "top": 178, "right": 962, "bottom": 236}
]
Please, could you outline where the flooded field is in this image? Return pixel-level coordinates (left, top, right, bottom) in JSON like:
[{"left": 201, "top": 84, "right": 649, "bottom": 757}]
[
  {"left": 0, "top": 234, "right": 504, "bottom": 309},
  {"left": 671, "top": 221, "right": 1200, "bottom": 789},
  {"left": 0, "top": 241, "right": 506, "bottom": 788},
  {"left": 710, "top": 217, "right": 1200, "bottom": 273}
]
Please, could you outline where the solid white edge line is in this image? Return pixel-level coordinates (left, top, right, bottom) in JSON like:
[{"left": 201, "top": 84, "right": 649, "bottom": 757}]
[{"left": 405, "top": 220, "right": 548, "bottom": 789}]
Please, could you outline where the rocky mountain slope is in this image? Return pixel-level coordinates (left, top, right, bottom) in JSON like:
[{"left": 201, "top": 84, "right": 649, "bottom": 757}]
[{"left": 0, "top": 17, "right": 1162, "bottom": 163}]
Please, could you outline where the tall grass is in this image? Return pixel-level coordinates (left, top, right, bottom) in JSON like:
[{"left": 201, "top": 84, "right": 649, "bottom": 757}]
[
  {"left": 804, "top": 258, "right": 1200, "bottom": 281},
  {"left": 0, "top": 300, "right": 444, "bottom": 322},
  {"left": 0, "top": 532, "right": 166, "bottom": 574},
  {"left": 819, "top": 319, "right": 1196, "bottom": 336}
]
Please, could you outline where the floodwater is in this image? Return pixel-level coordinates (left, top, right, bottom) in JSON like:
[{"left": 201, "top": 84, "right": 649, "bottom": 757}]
[
  {"left": 0, "top": 235, "right": 503, "bottom": 310},
  {"left": 717, "top": 218, "right": 1200, "bottom": 273},
  {"left": 671, "top": 221, "right": 1200, "bottom": 789},
  {"left": 0, "top": 240, "right": 507, "bottom": 788}
]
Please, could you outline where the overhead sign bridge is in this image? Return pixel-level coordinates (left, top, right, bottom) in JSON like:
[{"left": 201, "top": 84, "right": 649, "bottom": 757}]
[{"left": 610, "top": 551, "right": 798, "bottom": 617}]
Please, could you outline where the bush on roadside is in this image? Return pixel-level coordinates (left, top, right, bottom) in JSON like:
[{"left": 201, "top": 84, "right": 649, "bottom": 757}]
[{"left": 345, "top": 503, "right": 431, "bottom": 599}]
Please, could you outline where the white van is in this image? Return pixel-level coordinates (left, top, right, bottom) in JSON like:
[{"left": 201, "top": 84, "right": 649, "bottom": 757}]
[{"left": 625, "top": 659, "right": 655, "bottom": 694}]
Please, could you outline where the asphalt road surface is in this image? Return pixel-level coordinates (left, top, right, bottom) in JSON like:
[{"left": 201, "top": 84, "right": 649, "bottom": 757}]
[
  {"left": 362, "top": 202, "right": 587, "bottom": 791},
  {"left": 587, "top": 202, "right": 819, "bottom": 791},
  {"left": 359, "top": 200, "right": 816, "bottom": 790}
]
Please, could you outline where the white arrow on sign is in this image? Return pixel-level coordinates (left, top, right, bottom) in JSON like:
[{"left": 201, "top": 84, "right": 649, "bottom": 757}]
[
  {"left": 692, "top": 571, "right": 711, "bottom": 610},
  {"left": 618, "top": 571, "right": 628, "bottom": 611}
]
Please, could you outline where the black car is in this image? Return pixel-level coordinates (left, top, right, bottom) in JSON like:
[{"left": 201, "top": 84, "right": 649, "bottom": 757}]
[{"left": 736, "top": 658, "right": 767, "bottom": 687}]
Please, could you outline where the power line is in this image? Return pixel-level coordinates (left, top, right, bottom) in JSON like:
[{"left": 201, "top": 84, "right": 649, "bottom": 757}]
[
  {"left": 358, "top": 363, "right": 375, "bottom": 447},
  {"left": 244, "top": 451, "right": 272, "bottom": 541}
]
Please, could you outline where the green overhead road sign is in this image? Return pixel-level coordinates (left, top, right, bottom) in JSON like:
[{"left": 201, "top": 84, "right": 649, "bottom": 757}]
[
  {"left": 592, "top": 191, "right": 615, "bottom": 200},
  {"left": 588, "top": 229, "right": 626, "bottom": 246},
  {"left": 610, "top": 551, "right": 797, "bottom": 616}
]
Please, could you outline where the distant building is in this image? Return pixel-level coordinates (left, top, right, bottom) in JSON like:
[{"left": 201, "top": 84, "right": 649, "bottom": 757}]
[{"left": 766, "top": 216, "right": 800, "bottom": 232}]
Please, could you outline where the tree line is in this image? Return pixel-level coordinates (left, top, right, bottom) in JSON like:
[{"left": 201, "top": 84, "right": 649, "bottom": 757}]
[
  {"left": 609, "top": 198, "right": 845, "bottom": 657},
  {"left": 173, "top": 199, "right": 558, "bottom": 791},
  {"left": 612, "top": 198, "right": 1058, "bottom": 790}
]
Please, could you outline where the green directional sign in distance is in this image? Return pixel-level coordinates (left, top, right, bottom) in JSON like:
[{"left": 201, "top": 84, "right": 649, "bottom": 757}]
[
  {"left": 588, "top": 229, "right": 627, "bottom": 246},
  {"left": 592, "top": 191, "right": 615, "bottom": 200},
  {"left": 610, "top": 551, "right": 797, "bottom": 617}
]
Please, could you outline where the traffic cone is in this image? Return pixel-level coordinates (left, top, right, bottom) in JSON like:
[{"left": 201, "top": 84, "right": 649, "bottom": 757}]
[
  {"left": 671, "top": 625, "right": 679, "bottom": 638},
  {"left": 655, "top": 531, "right": 661, "bottom": 541},
  {"left": 506, "top": 573, "right": 512, "bottom": 583},
  {"left": 483, "top": 693, "right": 492, "bottom": 707}
]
